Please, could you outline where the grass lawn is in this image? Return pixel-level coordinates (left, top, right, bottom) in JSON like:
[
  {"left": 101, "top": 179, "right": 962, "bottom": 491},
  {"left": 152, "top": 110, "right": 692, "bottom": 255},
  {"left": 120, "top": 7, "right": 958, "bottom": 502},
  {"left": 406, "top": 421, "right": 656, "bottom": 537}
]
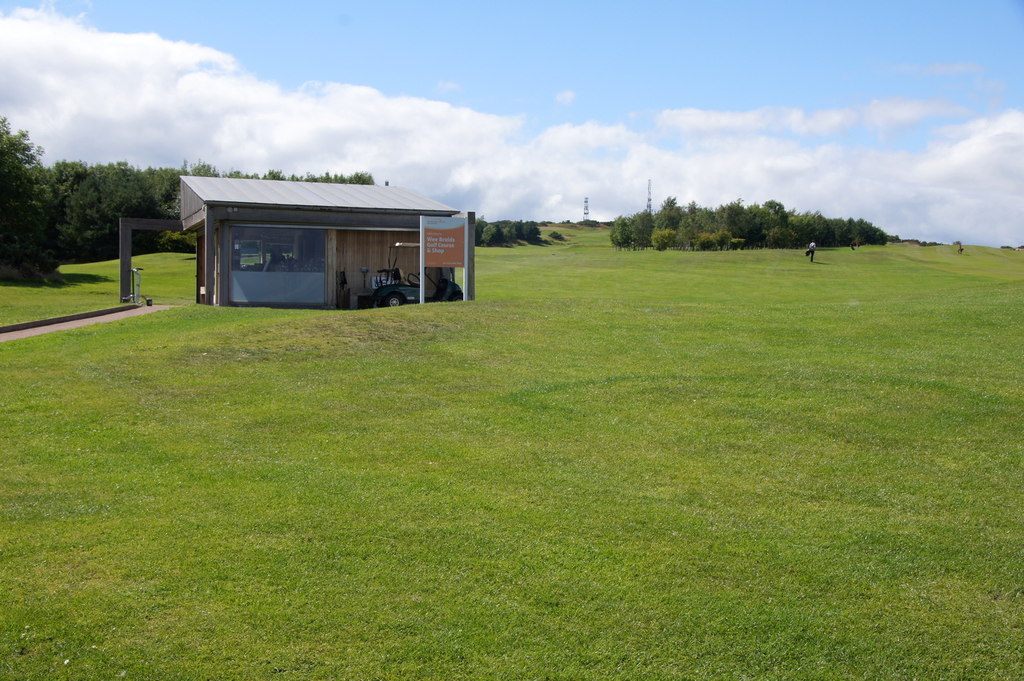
[
  {"left": 2, "top": 233, "right": 1023, "bottom": 679},
  {"left": 0, "top": 252, "right": 197, "bottom": 326}
]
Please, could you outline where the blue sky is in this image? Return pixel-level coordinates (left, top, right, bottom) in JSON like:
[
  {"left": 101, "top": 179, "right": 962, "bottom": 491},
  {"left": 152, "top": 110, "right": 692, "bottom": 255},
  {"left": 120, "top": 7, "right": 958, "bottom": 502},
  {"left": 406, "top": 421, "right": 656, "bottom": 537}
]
[
  {"left": 50, "top": 0, "right": 1023, "bottom": 132},
  {"left": 2, "top": 0, "right": 1023, "bottom": 245}
]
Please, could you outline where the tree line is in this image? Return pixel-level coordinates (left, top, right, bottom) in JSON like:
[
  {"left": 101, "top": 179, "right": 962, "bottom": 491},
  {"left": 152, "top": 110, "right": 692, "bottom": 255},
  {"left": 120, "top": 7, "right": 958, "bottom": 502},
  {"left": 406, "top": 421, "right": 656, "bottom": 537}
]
[
  {"left": 610, "top": 197, "right": 891, "bottom": 251},
  {"left": 3, "top": 116, "right": 899, "bottom": 278},
  {"left": 473, "top": 219, "right": 545, "bottom": 246},
  {"left": 0, "top": 117, "right": 372, "bottom": 278}
]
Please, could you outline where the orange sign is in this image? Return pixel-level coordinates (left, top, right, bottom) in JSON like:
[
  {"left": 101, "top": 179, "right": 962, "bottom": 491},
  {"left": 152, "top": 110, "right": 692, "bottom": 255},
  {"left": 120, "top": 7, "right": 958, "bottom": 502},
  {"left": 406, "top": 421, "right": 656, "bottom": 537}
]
[{"left": 422, "top": 217, "right": 466, "bottom": 268}]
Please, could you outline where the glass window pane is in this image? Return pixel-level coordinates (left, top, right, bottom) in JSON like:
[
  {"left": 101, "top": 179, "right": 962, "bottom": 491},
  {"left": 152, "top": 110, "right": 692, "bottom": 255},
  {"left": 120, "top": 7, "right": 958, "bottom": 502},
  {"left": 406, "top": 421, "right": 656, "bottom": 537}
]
[{"left": 230, "top": 226, "right": 325, "bottom": 305}]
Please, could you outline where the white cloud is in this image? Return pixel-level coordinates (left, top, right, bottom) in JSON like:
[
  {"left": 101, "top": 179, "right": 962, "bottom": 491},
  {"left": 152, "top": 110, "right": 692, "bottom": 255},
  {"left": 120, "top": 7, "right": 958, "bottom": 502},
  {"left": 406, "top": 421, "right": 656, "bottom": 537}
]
[
  {"left": 555, "top": 90, "right": 576, "bottom": 106},
  {"left": 921, "top": 111, "right": 1024, "bottom": 194},
  {"left": 1, "top": 7, "right": 1021, "bottom": 246},
  {"left": 861, "top": 97, "right": 972, "bottom": 135},
  {"left": 657, "top": 99, "right": 970, "bottom": 140},
  {"left": 436, "top": 81, "right": 461, "bottom": 93},
  {"left": 895, "top": 62, "right": 985, "bottom": 77}
]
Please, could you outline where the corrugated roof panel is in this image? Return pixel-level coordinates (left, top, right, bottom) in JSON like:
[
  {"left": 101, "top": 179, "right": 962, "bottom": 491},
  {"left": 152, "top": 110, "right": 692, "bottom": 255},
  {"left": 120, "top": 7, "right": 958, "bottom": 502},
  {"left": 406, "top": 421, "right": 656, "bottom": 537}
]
[{"left": 179, "top": 176, "right": 457, "bottom": 214}]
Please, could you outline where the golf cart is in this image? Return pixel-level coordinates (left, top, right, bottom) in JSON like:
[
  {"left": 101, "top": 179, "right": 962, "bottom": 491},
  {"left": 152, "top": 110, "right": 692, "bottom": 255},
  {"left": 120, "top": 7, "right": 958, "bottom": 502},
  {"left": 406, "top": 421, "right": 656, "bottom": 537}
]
[{"left": 372, "top": 242, "right": 463, "bottom": 307}]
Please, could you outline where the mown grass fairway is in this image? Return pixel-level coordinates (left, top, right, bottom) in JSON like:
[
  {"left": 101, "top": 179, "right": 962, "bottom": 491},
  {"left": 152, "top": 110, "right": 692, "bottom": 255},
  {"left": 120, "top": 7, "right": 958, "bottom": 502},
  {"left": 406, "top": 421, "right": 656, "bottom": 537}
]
[
  {"left": 0, "top": 252, "right": 197, "bottom": 326},
  {"left": 2, "top": 234, "right": 1023, "bottom": 679}
]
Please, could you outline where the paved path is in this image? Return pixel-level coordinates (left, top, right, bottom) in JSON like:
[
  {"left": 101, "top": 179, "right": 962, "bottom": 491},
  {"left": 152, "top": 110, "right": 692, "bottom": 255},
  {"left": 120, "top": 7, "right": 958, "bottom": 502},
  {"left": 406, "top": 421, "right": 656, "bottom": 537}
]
[{"left": 0, "top": 305, "right": 171, "bottom": 343}]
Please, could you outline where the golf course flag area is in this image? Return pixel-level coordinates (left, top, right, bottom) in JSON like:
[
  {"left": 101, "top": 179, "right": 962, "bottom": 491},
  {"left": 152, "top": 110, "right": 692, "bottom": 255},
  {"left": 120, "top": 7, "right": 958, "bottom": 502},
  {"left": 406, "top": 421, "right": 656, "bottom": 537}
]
[{"left": 2, "top": 231, "right": 1023, "bottom": 679}]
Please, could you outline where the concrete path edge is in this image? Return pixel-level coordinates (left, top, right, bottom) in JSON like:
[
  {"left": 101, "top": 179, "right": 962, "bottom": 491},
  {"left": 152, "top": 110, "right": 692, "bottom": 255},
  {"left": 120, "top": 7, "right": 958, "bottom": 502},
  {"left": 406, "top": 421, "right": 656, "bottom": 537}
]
[{"left": 0, "top": 305, "right": 139, "bottom": 334}]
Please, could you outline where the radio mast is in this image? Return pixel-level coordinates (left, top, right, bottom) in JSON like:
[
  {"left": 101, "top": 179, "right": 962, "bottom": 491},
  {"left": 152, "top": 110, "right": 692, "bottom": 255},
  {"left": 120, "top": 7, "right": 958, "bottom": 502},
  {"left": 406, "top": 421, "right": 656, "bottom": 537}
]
[
  {"left": 583, "top": 197, "right": 590, "bottom": 221},
  {"left": 646, "top": 180, "right": 653, "bottom": 213}
]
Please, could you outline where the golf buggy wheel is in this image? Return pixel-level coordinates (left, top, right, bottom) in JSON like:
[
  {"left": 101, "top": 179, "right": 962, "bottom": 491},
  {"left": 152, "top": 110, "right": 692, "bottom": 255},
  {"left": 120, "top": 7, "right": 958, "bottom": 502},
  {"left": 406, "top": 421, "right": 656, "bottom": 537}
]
[
  {"left": 450, "top": 292, "right": 463, "bottom": 301},
  {"left": 384, "top": 292, "right": 405, "bottom": 307}
]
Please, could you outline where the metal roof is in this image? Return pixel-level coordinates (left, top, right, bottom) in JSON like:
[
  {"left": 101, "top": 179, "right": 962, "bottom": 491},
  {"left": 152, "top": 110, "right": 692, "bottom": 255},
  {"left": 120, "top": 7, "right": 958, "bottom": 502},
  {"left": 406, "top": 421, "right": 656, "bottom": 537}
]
[{"left": 180, "top": 176, "right": 457, "bottom": 214}]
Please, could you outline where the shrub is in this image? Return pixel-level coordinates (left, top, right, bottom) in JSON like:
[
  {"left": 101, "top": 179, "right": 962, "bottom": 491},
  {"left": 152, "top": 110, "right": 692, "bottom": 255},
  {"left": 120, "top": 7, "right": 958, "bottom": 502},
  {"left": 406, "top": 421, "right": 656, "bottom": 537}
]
[
  {"left": 157, "top": 230, "right": 197, "bottom": 253},
  {"left": 694, "top": 232, "right": 717, "bottom": 251},
  {"left": 652, "top": 229, "right": 675, "bottom": 251}
]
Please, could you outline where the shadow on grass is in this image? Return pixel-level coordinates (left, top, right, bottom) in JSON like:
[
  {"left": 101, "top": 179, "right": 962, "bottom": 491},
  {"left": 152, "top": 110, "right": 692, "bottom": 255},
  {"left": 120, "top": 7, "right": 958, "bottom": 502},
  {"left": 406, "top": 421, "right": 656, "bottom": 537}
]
[
  {"left": 0, "top": 273, "right": 114, "bottom": 289},
  {"left": 483, "top": 240, "right": 554, "bottom": 248}
]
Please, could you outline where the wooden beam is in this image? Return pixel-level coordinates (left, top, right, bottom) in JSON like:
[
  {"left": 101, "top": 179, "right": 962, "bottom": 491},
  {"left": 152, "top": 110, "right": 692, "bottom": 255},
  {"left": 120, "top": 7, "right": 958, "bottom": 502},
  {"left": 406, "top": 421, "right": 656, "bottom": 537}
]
[
  {"left": 209, "top": 205, "right": 452, "bottom": 229},
  {"left": 181, "top": 208, "right": 206, "bottom": 231},
  {"left": 119, "top": 217, "right": 183, "bottom": 232}
]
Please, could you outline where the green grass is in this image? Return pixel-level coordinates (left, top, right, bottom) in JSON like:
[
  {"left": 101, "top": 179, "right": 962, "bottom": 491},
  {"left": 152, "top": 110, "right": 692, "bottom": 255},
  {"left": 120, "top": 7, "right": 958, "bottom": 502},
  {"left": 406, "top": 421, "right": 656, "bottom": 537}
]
[
  {"left": 0, "top": 252, "right": 197, "bottom": 326},
  {"left": 2, "top": 234, "right": 1023, "bottom": 679}
]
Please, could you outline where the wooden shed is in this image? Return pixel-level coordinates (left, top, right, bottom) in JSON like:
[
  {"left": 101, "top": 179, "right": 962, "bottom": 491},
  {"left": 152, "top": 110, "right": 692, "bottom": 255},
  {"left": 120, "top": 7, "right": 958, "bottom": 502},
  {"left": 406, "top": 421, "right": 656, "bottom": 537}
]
[{"left": 122, "top": 177, "right": 475, "bottom": 308}]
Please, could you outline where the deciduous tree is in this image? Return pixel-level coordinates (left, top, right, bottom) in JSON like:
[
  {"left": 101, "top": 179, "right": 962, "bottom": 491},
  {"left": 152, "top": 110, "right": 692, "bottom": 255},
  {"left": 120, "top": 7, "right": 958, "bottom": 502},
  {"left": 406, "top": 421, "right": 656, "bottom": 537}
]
[{"left": 0, "top": 117, "right": 54, "bottom": 276}]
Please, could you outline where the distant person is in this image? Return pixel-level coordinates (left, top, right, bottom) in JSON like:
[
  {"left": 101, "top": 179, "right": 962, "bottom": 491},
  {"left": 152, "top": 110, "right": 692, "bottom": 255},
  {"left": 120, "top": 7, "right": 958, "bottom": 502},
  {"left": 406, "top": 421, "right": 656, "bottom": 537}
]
[
  {"left": 958, "top": 244, "right": 964, "bottom": 254},
  {"left": 806, "top": 241, "right": 816, "bottom": 262},
  {"left": 850, "top": 242, "right": 856, "bottom": 250}
]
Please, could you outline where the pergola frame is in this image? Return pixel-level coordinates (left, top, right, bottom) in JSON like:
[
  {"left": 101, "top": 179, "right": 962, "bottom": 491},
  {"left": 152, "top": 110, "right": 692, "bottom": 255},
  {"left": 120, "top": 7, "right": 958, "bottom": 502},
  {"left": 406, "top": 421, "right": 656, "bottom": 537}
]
[{"left": 118, "top": 218, "right": 184, "bottom": 302}]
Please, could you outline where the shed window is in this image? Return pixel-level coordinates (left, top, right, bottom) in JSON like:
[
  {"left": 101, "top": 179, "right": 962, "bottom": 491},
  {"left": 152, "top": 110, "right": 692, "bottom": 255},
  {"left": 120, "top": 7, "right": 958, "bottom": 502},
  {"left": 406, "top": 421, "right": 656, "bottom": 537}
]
[{"left": 229, "top": 226, "right": 325, "bottom": 305}]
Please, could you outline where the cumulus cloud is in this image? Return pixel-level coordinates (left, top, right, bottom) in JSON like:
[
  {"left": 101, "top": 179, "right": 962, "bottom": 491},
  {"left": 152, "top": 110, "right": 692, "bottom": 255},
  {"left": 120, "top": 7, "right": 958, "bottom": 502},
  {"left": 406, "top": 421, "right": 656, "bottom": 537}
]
[
  {"left": 1, "top": 7, "right": 1022, "bottom": 246},
  {"left": 657, "top": 99, "right": 971, "bottom": 140}
]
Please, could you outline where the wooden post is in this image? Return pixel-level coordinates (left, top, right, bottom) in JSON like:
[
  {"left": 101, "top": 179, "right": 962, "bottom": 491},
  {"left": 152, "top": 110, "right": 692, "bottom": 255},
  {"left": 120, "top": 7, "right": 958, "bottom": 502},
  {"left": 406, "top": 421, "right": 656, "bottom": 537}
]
[
  {"left": 218, "top": 220, "right": 231, "bottom": 305},
  {"left": 204, "top": 211, "right": 217, "bottom": 305},
  {"left": 465, "top": 211, "right": 476, "bottom": 301},
  {"left": 196, "top": 228, "right": 205, "bottom": 303},
  {"left": 325, "top": 230, "right": 338, "bottom": 308},
  {"left": 118, "top": 219, "right": 133, "bottom": 303}
]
